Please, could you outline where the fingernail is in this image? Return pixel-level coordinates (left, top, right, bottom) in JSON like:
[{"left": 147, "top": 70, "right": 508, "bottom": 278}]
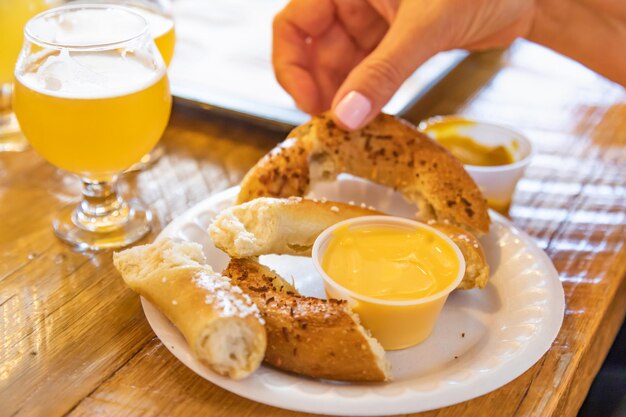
[{"left": 334, "top": 91, "right": 371, "bottom": 130}]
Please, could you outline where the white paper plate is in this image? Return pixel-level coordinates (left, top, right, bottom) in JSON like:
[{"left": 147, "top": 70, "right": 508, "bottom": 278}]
[{"left": 146, "top": 174, "right": 565, "bottom": 416}]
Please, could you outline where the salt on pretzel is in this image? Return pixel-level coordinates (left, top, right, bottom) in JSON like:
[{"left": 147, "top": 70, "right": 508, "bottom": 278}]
[
  {"left": 210, "top": 197, "right": 489, "bottom": 289},
  {"left": 237, "top": 112, "right": 490, "bottom": 235}
]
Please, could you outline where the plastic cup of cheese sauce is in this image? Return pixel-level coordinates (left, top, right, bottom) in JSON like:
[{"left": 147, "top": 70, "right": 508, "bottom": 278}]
[{"left": 312, "top": 216, "right": 465, "bottom": 350}]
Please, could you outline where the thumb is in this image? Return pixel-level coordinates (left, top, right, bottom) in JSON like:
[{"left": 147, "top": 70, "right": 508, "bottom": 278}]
[{"left": 331, "top": 12, "right": 442, "bottom": 130}]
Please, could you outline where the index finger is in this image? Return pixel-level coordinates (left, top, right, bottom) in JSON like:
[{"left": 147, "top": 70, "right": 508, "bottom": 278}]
[{"left": 272, "top": 0, "right": 336, "bottom": 114}]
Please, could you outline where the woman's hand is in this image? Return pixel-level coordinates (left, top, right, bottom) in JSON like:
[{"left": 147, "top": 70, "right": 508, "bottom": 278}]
[
  {"left": 272, "top": 0, "right": 536, "bottom": 130},
  {"left": 273, "top": 0, "right": 626, "bottom": 131}
]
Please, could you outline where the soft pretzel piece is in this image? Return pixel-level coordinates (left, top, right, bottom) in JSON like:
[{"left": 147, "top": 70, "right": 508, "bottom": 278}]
[
  {"left": 113, "top": 239, "right": 267, "bottom": 380},
  {"left": 211, "top": 197, "right": 489, "bottom": 289},
  {"left": 223, "top": 258, "right": 391, "bottom": 382},
  {"left": 209, "top": 197, "right": 377, "bottom": 258},
  {"left": 428, "top": 222, "right": 490, "bottom": 289},
  {"left": 238, "top": 112, "right": 490, "bottom": 234}
]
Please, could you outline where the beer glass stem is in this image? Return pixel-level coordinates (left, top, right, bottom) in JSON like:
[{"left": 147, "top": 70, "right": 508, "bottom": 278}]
[
  {"left": 52, "top": 175, "right": 152, "bottom": 250},
  {"left": 75, "top": 177, "right": 131, "bottom": 232},
  {"left": 0, "top": 84, "right": 17, "bottom": 133},
  {"left": 0, "top": 83, "right": 11, "bottom": 110}
]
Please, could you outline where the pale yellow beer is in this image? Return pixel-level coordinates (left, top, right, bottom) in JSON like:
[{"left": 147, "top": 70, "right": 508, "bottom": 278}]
[{"left": 14, "top": 51, "right": 171, "bottom": 178}]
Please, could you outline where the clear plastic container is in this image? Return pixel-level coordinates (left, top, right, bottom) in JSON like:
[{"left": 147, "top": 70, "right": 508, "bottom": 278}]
[{"left": 420, "top": 116, "right": 533, "bottom": 215}]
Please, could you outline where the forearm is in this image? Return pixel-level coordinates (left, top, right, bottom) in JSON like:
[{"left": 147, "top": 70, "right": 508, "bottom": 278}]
[{"left": 528, "top": 0, "right": 626, "bottom": 86}]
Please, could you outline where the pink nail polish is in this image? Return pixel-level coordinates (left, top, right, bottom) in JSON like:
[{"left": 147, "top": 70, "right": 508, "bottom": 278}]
[{"left": 334, "top": 91, "right": 371, "bottom": 130}]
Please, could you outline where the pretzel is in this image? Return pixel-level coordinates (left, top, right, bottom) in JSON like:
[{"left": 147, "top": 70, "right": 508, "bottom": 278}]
[
  {"left": 223, "top": 258, "right": 391, "bottom": 382},
  {"left": 210, "top": 197, "right": 489, "bottom": 289},
  {"left": 114, "top": 239, "right": 266, "bottom": 379},
  {"left": 209, "top": 196, "right": 489, "bottom": 382},
  {"left": 237, "top": 112, "right": 490, "bottom": 235},
  {"left": 213, "top": 112, "right": 493, "bottom": 380}
]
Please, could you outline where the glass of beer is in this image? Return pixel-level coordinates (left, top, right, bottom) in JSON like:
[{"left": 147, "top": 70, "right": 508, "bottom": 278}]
[
  {"left": 13, "top": 4, "right": 172, "bottom": 250},
  {"left": 0, "top": 0, "right": 51, "bottom": 152}
]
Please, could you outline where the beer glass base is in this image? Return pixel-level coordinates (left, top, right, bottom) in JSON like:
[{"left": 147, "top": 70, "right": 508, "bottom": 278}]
[
  {"left": 53, "top": 199, "right": 153, "bottom": 251},
  {"left": 0, "top": 113, "right": 29, "bottom": 152},
  {"left": 125, "top": 142, "right": 165, "bottom": 173}
]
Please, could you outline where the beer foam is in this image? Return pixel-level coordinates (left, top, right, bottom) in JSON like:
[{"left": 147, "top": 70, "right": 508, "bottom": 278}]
[
  {"left": 28, "top": 7, "right": 147, "bottom": 46},
  {"left": 17, "top": 49, "right": 164, "bottom": 99}
]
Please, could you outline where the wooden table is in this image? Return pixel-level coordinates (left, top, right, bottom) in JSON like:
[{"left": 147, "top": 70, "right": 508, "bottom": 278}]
[{"left": 1, "top": 40, "right": 625, "bottom": 417}]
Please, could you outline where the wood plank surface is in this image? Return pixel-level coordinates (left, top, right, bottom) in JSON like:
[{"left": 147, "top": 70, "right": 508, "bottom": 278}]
[{"left": 1, "top": 40, "right": 625, "bottom": 417}]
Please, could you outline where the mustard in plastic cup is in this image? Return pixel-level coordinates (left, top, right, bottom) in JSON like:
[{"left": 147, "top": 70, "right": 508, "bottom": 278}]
[
  {"left": 419, "top": 116, "right": 533, "bottom": 215},
  {"left": 312, "top": 216, "right": 465, "bottom": 350}
]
